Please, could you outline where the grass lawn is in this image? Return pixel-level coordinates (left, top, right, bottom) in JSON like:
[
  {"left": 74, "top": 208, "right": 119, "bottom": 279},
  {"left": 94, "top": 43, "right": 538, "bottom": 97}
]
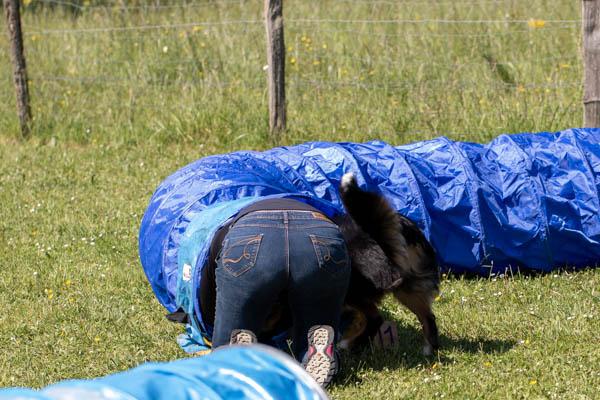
[{"left": 1, "top": 0, "right": 599, "bottom": 398}]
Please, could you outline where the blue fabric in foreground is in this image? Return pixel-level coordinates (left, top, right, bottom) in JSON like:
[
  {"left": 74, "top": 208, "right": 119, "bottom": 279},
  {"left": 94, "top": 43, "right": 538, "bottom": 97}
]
[
  {"left": 139, "top": 128, "right": 600, "bottom": 314},
  {"left": 0, "top": 345, "right": 328, "bottom": 400}
]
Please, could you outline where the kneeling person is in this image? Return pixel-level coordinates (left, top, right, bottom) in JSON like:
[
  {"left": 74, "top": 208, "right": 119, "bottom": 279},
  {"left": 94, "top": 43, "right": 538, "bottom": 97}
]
[{"left": 200, "top": 198, "right": 351, "bottom": 387}]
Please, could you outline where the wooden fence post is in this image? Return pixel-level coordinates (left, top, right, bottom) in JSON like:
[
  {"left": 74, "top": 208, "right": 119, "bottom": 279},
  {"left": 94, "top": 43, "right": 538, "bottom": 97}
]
[
  {"left": 264, "top": 0, "right": 286, "bottom": 135},
  {"left": 583, "top": 0, "right": 600, "bottom": 127},
  {"left": 3, "top": 0, "right": 32, "bottom": 137}
]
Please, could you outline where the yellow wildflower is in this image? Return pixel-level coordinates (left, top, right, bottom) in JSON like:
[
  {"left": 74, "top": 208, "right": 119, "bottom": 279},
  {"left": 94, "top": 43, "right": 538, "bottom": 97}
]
[
  {"left": 65, "top": 279, "right": 72, "bottom": 287},
  {"left": 516, "top": 84, "right": 526, "bottom": 93},
  {"left": 290, "top": 57, "right": 297, "bottom": 65},
  {"left": 94, "top": 336, "right": 101, "bottom": 343},
  {"left": 193, "top": 26, "right": 203, "bottom": 32},
  {"left": 529, "top": 379, "right": 537, "bottom": 385},
  {"left": 44, "top": 288, "right": 53, "bottom": 300},
  {"left": 484, "top": 361, "right": 492, "bottom": 367},
  {"left": 528, "top": 19, "right": 546, "bottom": 29}
]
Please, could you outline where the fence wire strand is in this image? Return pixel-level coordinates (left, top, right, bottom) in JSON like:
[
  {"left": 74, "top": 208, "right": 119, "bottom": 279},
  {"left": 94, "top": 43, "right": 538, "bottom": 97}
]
[
  {"left": 288, "top": 18, "right": 580, "bottom": 25},
  {"left": 21, "top": 50, "right": 580, "bottom": 69},
  {"left": 28, "top": 73, "right": 580, "bottom": 91},
  {"left": 293, "top": 26, "right": 578, "bottom": 39},
  {"left": 332, "top": 0, "right": 543, "bottom": 5},
  {"left": 35, "top": 0, "right": 575, "bottom": 10},
  {"left": 36, "top": 0, "right": 247, "bottom": 11},
  {"left": 24, "top": 17, "right": 580, "bottom": 37},
  {"left": 26, "top": 20, "right": 264, "bottom": 35}
]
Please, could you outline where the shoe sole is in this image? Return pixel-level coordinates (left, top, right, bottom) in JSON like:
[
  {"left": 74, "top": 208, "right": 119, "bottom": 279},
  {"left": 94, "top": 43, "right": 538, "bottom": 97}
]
[
  {"left": 229, "top": 329, "right": 257, "bottom": 345},
  {"left": 303, "top": 325, "right": 337, "bottom": 387}
]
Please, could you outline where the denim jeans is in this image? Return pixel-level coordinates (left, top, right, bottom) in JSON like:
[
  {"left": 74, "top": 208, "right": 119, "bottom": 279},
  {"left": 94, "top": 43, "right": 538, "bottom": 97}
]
[{"left": 211, "top": 210, "right": 351, "bottom": 358}]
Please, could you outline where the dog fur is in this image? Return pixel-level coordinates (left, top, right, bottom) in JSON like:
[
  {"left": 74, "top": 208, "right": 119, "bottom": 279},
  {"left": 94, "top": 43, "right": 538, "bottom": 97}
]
[{"left": 337, "top": 173, "right": 440, "bottom": 355}]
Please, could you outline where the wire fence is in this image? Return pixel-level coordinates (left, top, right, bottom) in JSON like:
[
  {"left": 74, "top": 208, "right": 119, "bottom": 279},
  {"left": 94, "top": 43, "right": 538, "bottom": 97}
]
[
  {"left": 0, "top": 0, "right": 587, "bottom": 139},
  {"left": 27, "top": 0, "right": 572, "bottom": 10},
  {"left": 27, "top": 0, "right": 583, "bottom": 10},
  {"left": 22, "top": 25, "right": 579, "bottom": 38},
  {"left": 21, "top": 17, "right": 580, "bottom": 36},
  {"left": 16, "top": 51, "right": 579, "bottom": 72}
]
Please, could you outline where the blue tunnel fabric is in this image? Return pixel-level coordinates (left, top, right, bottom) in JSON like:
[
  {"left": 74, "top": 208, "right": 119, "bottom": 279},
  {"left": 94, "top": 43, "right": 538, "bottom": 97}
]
[
  {"left": 0, "top": 345, "right": 328, "bottom": 400},
  {"left": 139, "top": 128, "right": 600, "bottom": 316}
]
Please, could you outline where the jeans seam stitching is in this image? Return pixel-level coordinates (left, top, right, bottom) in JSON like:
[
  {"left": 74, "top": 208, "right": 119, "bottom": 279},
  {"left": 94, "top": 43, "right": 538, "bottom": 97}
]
[
  {"left": 309, "top": 234, "right": 348, "bottom": 275},
  {"left": 309, "top": 235, "right": 323, "bottom": 267},
  {"left": 239, "top": 211, "right": 328, "bottom": 220},
  {"left": 234, "top": 223, "right": 282, "bottom": 228},
  {"left": 285, "top": 212, "right": 290, "bottom": 278},
  {"left": 222, "top": 234, "right": 263, "bottom": 277},
  {"left": 290, "top": 224, "right": 338, "bottom": 229}
]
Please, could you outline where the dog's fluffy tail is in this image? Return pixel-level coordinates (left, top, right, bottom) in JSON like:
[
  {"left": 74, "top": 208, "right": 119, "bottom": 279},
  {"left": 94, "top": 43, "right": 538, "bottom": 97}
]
[
  {"left": 339, "top": 172, "right": 439, "bottom": 293},
  {"left": 339, "top": 173, "right": 407, "bottom": 278}
]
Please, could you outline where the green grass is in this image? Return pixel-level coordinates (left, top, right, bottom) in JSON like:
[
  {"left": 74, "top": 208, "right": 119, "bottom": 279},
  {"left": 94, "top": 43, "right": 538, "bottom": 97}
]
[
  {"left": 1, "top": 0, "right": 599, "bottom": 398},
  {"left": 0, "top": 0, "right": 584, "bottom": 146}
]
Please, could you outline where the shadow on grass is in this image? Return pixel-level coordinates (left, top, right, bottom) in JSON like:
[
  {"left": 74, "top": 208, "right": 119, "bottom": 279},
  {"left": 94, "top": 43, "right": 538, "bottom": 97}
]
[{"left": 336, "top": 321, "right": 516, "bottom": 385}]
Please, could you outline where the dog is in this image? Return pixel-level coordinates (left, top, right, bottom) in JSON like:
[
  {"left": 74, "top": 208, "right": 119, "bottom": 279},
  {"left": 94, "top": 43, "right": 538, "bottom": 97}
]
[{"left": 337, "top": 173, "right": 440, "bottom": 355}]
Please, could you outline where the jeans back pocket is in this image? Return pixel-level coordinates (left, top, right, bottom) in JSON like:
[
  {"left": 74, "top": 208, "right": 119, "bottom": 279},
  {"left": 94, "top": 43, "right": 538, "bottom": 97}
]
[
  {"left": 309, "top": 234, "right": 349, "bottom": 276},
  {"left": 221, "top": 234, "right": 263, "bottom": 277}
]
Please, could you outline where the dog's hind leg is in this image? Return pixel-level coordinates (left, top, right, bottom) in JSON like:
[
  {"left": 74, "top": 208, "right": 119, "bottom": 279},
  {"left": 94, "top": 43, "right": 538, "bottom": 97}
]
[{"left": 393, "top": 289, "right": 439, "bottom": 356}]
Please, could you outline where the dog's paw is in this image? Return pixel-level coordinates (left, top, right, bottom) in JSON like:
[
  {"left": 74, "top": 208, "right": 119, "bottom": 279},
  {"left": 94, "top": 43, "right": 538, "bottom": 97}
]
[{"left": 340, "top": 172, "right": 357, "bottom": 192}]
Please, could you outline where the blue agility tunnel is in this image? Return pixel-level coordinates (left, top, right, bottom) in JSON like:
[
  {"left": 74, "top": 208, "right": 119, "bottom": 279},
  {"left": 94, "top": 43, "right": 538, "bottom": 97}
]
[
  {"left": 0, "top": 345, "right": 328, "bottom": 400},
  {"left": 139, "top": 128, "right": 600, "bottom": 351}
]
